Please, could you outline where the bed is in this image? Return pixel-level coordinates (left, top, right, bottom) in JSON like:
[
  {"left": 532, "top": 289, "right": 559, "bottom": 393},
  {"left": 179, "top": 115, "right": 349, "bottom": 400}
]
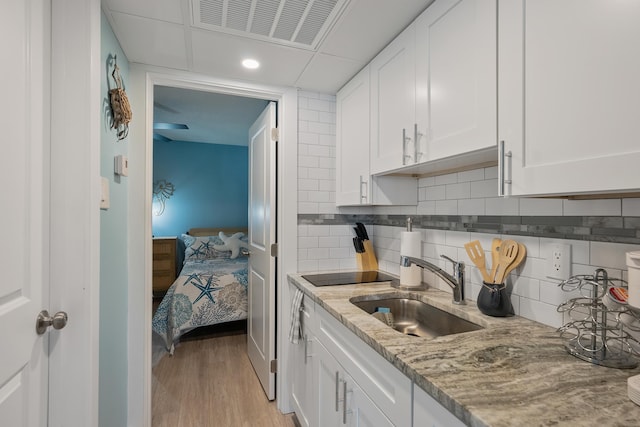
[{"left": 152, "top": 227, "right": 249, "bottom": 354}]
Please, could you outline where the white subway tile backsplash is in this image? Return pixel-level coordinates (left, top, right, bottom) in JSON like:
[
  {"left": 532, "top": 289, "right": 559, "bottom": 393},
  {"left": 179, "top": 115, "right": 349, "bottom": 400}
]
[
  {"left": 308, "top": 144, "right": 331, "bottom": 157},
  {"left": 298, "top": 236, "right": 318, "bottom": 249},
  {"left": 458, "top": 168, "right": 485, "bottom": 182},
  {"left": 519, "top": 198, "right": 563, "bottom": 216},
  {"left": 484, "top": 166, "right": 498, "bottom": 179},
  {"left": 308, "top": 168, "right": 332, "bottom": 180},
  {"left": 318, "top": 134, "right": 335, "bottom": 146},
  {"left": 563, "top": 199, "right": 621, "bottom": 216},
  {"left": 318, "top": 236, "right": 340, "bottom": 248},
  {"left": 446, "top": 182, "right": 471, "bottom": 200},
  {"left": 318, "top": 259, "right": 341, "bottom": 270},
  {"left": 307, "top": 224, "right": 331, "bottom": 236},
  {"left": 318, "top": 111, "right": 336, "bottom": 124},
  {"left": 299, "top": 179, "right": 319, "bottom": 191},
  {"left": 469, "top": 179, "right": 498, "bottom": 199},
  {"left": 590, "top": 242, "right": 640, "bottom": 270},
  {"left": 308, "top": 121, "right": 335, "bottom": 135},
  {"left": 298, "top": 260, "right": 318, "bottom": 272},
  {"left": 298, "top": 202, "right": 318, "bottom": 214},
  {"left": 299, "top": 131, "right": 319, "bottom": 145},
  {"left": 519, "top": 298, "right": 564, "bottom": 328},
  {"left": 458, "top": 199, "right": 485, "bottom": 215},
  {"left": 299, "top": 155, "right": 320, "bottom": 168},
  {"left": 434, "top": 172, "right": 458, "bottom": 185},
  {"left": 424, "top": 185, "right": 446, "bottom": 201},
  {"left": 307, "top": 247, "right": 330, "bottom": 260},
  {"left": 418, "top": 176, "right": 436, "bottom": 187},
  {"left": 511, "top": 276, "right": 540, "bottom": 300},
  {"left": 435, "top": 200, "right": 458, "bottom": 215},
  {"left": 623, "top": 198, "right": 640, "bottom": 216},
  {"left": 299, "top": 108, "right": 319, "bottom": 122},
  {"left": 416, "top": 201, "right": 436, "bottom": 215},
  {"left": 308, "top": 98, "right": 334, "bottom": 113},
  {"left": 485, "top": 197, "right": 519, "bottom": 215}
]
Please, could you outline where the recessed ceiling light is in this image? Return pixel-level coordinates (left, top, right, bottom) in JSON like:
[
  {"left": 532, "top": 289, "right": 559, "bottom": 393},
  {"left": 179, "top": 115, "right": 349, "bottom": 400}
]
[{"left": 242, "top": 59, "right": 260, "bottom": 69}]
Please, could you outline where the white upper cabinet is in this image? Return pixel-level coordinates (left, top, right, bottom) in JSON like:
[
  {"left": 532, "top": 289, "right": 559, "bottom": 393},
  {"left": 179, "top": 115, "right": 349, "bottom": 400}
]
[
  {"left": 415, "top": 0, "right": 497, "bottom": 162},
  {"left": 370, "top": 25, "right": 417, "bottom": 174},
  {"left": 336, "top": 66, "right": 371, "bottom": 206},
  {"left": 499, "top": 0, "right": 640, "bottom": 196},
  {"left": 336, "top": 66, "right": 417, "bottom": 206}
]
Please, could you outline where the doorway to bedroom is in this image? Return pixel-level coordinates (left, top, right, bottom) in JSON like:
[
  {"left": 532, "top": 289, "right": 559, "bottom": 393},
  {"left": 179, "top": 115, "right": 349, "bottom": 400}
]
[{"left": 149, "top": 85, "right": 290, "bottom": 426}]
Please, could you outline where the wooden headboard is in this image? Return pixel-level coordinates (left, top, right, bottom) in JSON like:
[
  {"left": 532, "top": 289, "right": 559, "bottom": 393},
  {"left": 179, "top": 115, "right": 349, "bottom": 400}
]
[{"left": 188, "top": 227, "right": 248, "bottom": 237}]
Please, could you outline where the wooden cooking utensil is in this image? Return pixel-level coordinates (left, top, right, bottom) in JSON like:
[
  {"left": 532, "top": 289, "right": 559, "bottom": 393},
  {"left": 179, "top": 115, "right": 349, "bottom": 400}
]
[
  {"left": 489, "top": 238, "right": 502, "bottom": 282},
  {"left": 464, "top": 240, "right": 492, "bottom": 283},
  {"left": 493, "top": 239, "right": 519, "bottom": 284},
  {"left": 503, "top": 242, "right": 526, "bottom": 279}
]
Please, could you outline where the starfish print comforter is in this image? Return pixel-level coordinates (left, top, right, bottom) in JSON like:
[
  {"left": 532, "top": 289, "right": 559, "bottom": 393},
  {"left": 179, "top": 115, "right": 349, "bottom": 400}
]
[{"left": 152, "top": 257, "right": 248, "bottom": 354}]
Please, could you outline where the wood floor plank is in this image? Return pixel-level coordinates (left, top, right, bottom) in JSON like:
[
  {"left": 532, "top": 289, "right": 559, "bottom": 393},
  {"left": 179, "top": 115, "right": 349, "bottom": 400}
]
[{"left": 152, "top": 332, "right": 296, "bottom": 427}]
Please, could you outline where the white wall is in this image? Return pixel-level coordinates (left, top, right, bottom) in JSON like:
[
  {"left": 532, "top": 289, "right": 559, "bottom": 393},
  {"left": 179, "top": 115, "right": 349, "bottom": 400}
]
[{"left": 295, "top": 91, "right": 640, "bottom": 330}]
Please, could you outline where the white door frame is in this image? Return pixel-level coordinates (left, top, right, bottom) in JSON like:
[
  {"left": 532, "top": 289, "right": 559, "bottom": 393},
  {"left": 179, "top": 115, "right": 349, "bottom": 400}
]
[
  {"left": 49, "top": 0, "right": 101, "bottom": 425},
  {"left": 126, "top": 65, "right": 298, "bottom": 426}
]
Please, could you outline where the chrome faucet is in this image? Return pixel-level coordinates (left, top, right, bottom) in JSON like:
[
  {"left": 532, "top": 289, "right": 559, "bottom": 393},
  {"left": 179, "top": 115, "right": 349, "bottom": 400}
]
[{"left": 400, "top": 254, "right": 465, "bottom": 304}]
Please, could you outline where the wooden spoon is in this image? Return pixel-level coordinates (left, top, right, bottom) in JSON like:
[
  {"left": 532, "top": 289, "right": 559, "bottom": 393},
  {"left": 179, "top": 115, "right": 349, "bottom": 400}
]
[
  {"left": 503, "top": 243, "right": 527, "bottom": 279},
  {"left": 493, "top": 239, "right": 519, "bottom": 284},
  {"left": 464, "top": 240, "right": 492, "bottom": 283},
  {"left": 489, "top": 238, "right": 502, "bottom": 282}
]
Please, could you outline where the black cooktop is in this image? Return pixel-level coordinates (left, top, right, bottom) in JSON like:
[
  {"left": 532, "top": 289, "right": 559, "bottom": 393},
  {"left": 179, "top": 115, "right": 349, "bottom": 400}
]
[{"left": 302, "top": 271, "right": 396, "bottom": 287}]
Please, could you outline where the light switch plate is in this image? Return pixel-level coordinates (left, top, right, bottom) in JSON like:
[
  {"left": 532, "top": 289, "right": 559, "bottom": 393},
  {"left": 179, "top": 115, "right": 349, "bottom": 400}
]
[
  {"left": 114, "top": 155, "right": 128, "bottom": 176},
  {"left": 100, "top": 177, "right": 109, "bottom": 209}
]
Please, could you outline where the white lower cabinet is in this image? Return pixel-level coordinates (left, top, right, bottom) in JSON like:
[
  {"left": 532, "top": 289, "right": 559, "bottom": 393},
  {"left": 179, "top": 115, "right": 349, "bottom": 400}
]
[
  {"left": 315, "top": 340, "right": 393, "bottom": 426},
  {"left": 413, "top": 384, "right": 465, "bottom": 427},
  {"left": 289, "top": 293, "right": 466, "bottom": 427},
  {"left": 290, "top": 289, "right": 316, "bottom": 427}
]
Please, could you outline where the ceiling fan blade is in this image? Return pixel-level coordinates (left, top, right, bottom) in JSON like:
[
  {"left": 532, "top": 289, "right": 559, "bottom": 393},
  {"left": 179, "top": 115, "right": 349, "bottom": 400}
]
[
  {"left": 153, "top": 122, "right": 189, "bottom": 130},
  {"left": 153, "top": 133, "right": 172, "bottom": 143}
]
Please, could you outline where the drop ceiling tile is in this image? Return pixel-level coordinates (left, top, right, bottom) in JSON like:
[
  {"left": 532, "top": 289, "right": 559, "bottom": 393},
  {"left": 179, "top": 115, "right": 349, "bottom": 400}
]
[
  {"left": 104, "top": 0, "right": 184, "bottom": 24},
  {"left": 319, "top": 0, "right": 433, "bottom": 62},
  {"left": 111, "top": 12, "right": 189, "bottom": 70},
  {"left": 191, "top": 30, "right": 314, "bottom": 88},
  {"left": 295, "top": 54, "right": 365, "bottom": 93}
]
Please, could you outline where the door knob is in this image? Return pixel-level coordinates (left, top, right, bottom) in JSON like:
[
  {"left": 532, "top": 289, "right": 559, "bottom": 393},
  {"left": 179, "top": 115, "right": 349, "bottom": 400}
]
[{"left": 36, "top": 310, "right": 68, "bottom": 335}]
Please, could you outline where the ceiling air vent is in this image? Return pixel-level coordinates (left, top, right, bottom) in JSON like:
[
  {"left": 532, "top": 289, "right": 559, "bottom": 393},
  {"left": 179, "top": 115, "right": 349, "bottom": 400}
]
[{"left": 193, "top": 0, "right": 349, "bottom": 50}]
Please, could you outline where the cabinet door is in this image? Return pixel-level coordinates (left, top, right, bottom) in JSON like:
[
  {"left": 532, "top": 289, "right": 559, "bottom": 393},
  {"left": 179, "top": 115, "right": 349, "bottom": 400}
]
[
  {"left": 336, "top": 66, "right": 371, "bottom": 206},
  {"left": 349, "top": 379, "right": 394, "bottom": 427},
  {"left": 413, "top": 384, "right": 465, "bottom": 427},
  {"left": 314, "top": 340, "right": 393, "bottom": 427},
  {"left": 314, "top": 340, "right": 342, "bottom": 426},
  {"left": 370, "top": 24, "right": 416, "bottom": 174},
  {"left": 415, "top": 0, "right": 497, "bottom": 161},
  {"left": 499, "top": 0, "right": 640, "bottom": 196},
  {"left": 290, "top": 293, "right": 315, "bottom": 427}
]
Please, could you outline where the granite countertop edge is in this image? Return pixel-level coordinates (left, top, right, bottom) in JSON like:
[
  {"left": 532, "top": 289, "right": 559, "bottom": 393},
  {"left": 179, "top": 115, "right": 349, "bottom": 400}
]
[{"left": 287, "top": 272, "right": 640, "bottom": 427}]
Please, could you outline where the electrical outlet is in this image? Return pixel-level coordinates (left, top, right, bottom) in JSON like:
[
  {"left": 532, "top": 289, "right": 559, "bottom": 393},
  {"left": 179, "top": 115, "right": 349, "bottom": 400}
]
[{"left": 546, "top": 244, "right": 571, "bottom": 280}]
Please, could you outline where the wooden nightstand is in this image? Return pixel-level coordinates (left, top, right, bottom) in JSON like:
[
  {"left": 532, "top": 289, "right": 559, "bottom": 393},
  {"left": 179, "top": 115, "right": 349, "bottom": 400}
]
[{"left": 153, "top": 237, "right": 178, "bottom": 295}]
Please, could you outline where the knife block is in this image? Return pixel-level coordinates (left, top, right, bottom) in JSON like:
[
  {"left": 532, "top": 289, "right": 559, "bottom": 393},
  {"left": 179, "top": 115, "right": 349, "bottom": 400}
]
[{"left": 356, "top": 240, "right": 379, "bottom": 271}]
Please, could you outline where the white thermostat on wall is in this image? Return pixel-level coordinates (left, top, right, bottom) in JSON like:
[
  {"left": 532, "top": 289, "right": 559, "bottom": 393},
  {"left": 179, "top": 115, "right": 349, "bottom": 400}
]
[{"left": 114, "top": 155, "right": 128, "bottom": 176}]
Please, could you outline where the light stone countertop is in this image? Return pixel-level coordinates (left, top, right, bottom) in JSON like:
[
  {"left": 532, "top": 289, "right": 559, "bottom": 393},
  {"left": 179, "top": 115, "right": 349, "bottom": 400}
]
[{"left": 288, "top": 272, "right": 640, "bottom": 427}]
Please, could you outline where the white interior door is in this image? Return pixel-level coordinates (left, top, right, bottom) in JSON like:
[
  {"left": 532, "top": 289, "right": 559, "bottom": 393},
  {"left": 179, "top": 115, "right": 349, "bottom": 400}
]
[
  {"left": 247, "top": 101, "right": 277, "bottom": 400},
  {"left": 0, "top": 0, "right": 51, "bottom": 425}
]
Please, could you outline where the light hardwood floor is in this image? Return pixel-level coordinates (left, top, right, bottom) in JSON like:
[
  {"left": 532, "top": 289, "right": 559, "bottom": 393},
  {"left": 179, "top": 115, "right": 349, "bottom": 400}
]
[{"left": 152, "top": 330, "right": 296, "bottom": 427}]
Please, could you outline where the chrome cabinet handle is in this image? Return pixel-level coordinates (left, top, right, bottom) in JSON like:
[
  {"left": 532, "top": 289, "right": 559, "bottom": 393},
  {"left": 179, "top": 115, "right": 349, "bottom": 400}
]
[
  {"left": 342, "top": 380, "right": 348, "bottom": 424},
  {"left": 303, "top": 336, "right": 313, "bottom": 363},
  {"left": 36, "top": 310, "right": 68, "bottom": 335},
  {"left": 498, "top": 140, "right": 512, "bottom": 196},
  {"left": 402, "top": 128, "right": 412, "bottom": 165},
  {"left": 359, "top": 175, "right": 367, "bottom": 203},
  {"left": 414, "top": 123, "right": 423, "bottom": 163},
  {"left": 335, "top": 371, "right": 340, "bottom": 411}
]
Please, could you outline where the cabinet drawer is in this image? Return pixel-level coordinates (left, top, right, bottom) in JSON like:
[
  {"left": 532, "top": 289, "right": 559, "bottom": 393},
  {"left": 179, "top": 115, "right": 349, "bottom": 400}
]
[{"left": 316, "top": 305, "right": 412, "bottom": 427}]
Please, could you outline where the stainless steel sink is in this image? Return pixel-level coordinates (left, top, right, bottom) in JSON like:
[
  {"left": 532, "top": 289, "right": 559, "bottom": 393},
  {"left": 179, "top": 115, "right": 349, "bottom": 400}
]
[{"left": 350, "top": 296, "right": 483, "bottom": 338}]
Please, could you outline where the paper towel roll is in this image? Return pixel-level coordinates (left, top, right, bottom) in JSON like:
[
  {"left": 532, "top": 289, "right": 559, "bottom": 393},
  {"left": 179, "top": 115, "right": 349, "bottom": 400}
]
[
  {"left": 400, "top": 265, "right": 423, "bottom": 287},
  {"left": 401, "top": 231, "right": 421, "bottom": 258}
]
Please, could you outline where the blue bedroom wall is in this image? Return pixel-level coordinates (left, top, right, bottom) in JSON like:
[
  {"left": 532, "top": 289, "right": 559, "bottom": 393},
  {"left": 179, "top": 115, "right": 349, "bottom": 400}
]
[
  {"left": 152, "top": 140, "right": 249, "bottom": 237},
  {"left": 99, "top": 11, "right": 129, "bottom": 427}
]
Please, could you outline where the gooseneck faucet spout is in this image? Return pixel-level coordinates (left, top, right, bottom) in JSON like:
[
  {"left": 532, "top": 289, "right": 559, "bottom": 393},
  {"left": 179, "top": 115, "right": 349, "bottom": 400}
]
[{"left": 400, "top": 255, "right": 465, "bottom": 304}]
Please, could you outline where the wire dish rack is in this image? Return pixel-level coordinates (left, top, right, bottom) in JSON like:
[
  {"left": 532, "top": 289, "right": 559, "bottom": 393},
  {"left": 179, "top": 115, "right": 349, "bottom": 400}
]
[{"left": 557, "top": 268, "right": 640, "bottom": 369}]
